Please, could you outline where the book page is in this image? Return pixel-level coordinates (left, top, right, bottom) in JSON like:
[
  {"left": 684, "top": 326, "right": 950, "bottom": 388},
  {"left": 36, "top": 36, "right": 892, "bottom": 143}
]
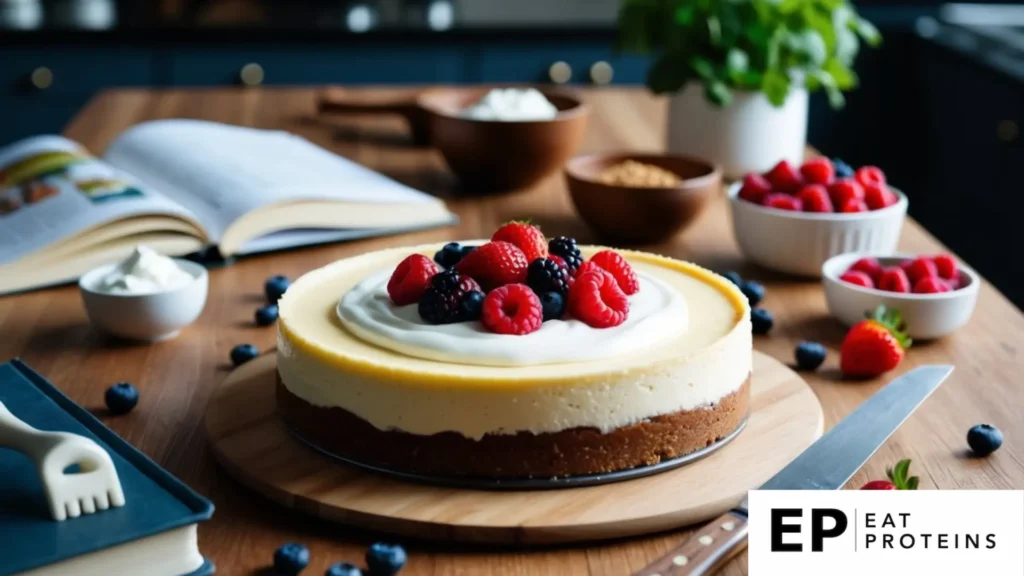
[
  {"left": 0, "top": 136, "right": 201, "bottom": 266},
  {"left": 102, "top": 119, "right": 447, "bottom": 241}
]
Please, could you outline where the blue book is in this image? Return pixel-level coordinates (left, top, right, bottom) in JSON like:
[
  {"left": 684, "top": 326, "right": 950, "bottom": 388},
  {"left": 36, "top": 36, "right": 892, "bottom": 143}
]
[{"left": 0, "top": 359, "right": 214, "bottom": 576}]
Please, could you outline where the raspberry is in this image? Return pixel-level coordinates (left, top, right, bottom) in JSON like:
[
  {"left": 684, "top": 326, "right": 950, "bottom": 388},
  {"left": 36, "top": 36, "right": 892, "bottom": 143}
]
[
  {"left": 913, "top": 276, "right": 950, "bottom": 294},
  {"left": 526, "top": 258, "right": 570, "bottom": 297},
  {"left": 864, "top": 183, "right": 898, "bottom": 210},
  {"left": 799, "top": 158, "right": 835, "bottom": 186},
  {"left": 932, "top": 254, "right": 958, "bottom": 280},
  {"left": 418, "top": 286, "right": 464, "bottom": 324},
  {"left": 838, "top": 198, "right": 868, "bottom": 213},
  {"left": 589, "top": 250, "right": 640, "bottom": 295},
  {"left": 492, "top": 222, "right": 547, "bottom": 262},
  {"left": 738, "top": 173, "right": 772, "bottom": 204},
  {"left": 903, "top": 257, "right": 938, "bottom": 283},
  {"left": 849, "top": 257, "right": 884, "bottom": 283},
  {"left": 878, "top": 267, "right": 911, "bottom": 293},
  {"left": 855, "top": 166, "right": 886, "bottom": 188},
  {"left": 840, "top": 270, "right": 875, "bottom": 288},
  {"left": 456, "top": 241, "right": 529, "bottom": 291},
  {"left": 387, "top": 254, "right": 439, "bottom": 306},
  {"left": 796, "top": 184, "right": 833, "bottom": 213},
  {"left": 828, "top": 178, "right": 864, "bottom": 206},
  {"left": 764, "top": 193, "right": 803, "bottom": 211},
  {"left": 548, "top": 236, "right": 583, "bottom": 273},
  {"left": 764, "top": 160, "right": 803, "bottom": 192},
  {"left": 568, "top": 270, "right": 629, "bottom": 328},
  {"left": 481, "top": 284, "right": 543, "bottom": 335},
  {"left": 574, "top": 260, "right": 602, "bottom": 278}
]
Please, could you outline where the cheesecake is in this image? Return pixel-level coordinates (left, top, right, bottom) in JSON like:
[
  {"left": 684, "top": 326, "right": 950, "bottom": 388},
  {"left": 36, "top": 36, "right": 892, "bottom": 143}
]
[{"left": 276, "top": 242, "right": 752, "bottom": 478}]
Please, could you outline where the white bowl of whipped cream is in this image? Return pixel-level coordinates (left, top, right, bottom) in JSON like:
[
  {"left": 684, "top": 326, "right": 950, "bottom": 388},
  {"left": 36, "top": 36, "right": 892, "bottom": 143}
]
[{"left": 79, "top": 245, "right": 208, "bottom": 341}]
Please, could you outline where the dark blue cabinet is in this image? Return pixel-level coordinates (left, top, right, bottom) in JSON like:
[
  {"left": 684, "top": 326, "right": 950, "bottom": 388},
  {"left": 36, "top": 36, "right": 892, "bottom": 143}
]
[{"left": 476, "top": 44, "right": 648, "bottom": 84}]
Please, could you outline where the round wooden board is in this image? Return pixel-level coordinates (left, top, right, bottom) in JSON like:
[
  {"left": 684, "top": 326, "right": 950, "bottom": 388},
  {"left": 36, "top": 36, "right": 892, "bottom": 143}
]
[{"left": 205, "top": 351, "right": 823, "bottom": 545}]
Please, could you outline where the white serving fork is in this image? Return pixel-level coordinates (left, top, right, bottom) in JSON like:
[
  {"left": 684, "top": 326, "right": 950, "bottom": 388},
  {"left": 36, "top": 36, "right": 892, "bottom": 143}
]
[{"left": 0, "top": 400, "right": 125, "bottom": 520}]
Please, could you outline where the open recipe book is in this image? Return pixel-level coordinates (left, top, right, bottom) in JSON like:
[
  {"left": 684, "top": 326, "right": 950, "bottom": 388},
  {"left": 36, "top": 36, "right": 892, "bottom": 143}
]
[{"left": 0, "top": 119, "right": 455, "bottom": 295}]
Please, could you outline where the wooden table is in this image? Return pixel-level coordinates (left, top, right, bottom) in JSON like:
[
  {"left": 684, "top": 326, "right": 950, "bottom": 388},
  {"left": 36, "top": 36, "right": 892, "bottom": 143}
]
[{"left": 4, "top": 87, "right": 1022, "bottom": 576}]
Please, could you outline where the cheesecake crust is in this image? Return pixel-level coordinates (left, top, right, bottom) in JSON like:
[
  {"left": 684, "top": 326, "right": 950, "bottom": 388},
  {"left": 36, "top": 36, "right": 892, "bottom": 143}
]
[{"left": 276, "top": 374, "right": 750, "bottom": 479}]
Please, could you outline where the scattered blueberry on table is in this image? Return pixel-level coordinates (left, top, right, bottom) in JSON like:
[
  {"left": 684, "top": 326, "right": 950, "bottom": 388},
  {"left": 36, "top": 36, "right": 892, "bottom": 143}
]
[
  {"left": 265, "top": 275, "right": 291, "bottom": 303},
  {"left": 723, "top": 270, "right": 742, "bottom": 286},
  {"left": 104, "top": 382, "right": 139, "bottom": 415},
  {"left": 256, "top": 304, "right": 279, "bottom": 327},
  {"left": 230, "top": 343, "right": 260, "bottom": 366},
  {"left": 967, "top": 424, "right": 1003, "bottom": 456},
  {"left": 740, "top": 280, "right": 765, "bottom": 307},
  {"left": 325, "top": 562, "right": 363, "bottom": 576},
  {"left": 273, "top": 543, "right": 310, "bottom": 575},
  {"left": 751, "top": 308, "right": 774, "bottom": 335},
  {"left": 366, "top": 542, "right": 407, "bottom": 576},
  {"left": 539, "top": 292, "right": 565, "bottom": 322},
  {"left": 794, "top": 341, "right": 827, "bottom": 371}
]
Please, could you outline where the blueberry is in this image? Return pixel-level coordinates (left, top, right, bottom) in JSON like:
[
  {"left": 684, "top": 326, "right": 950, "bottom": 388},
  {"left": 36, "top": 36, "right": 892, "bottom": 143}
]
[
  {"left": 104, "top": 382, "right": 139, "bottom": 415},
  {"left": 723, "top": 271, "right": 742, "bottom": 286},
  {"left": 273, "top": 543, "right": 310, "bottom": 575},
  {"left": 433, "top": 242, "right": 464, "bottom": 268},
  {"left": 265, "top": 275, "right": 291, "bottom": 303},
  {"left": 460, "top": 245, "right": 477, "bottom": 257},
  {"left": 325, "top": 562, "right": 362, "bottom": 576},
  {"left": 751, "top": 308, "right": 774, "bottom": 335},
  {"left": 460, "top": 290, "right": 485, "bottom": 321},
  {"left": 740, "top": 280, "right": 765, "bottom": 307},
  {"left": 539, "top": 291, "right": 565, "bottom": 321},
  {"left": 230, "top": 343, "right": 260, "bottom": 366},
  {"left": 255, "top": 304, "right": 279, "bottom": 326},
  {"left": 794, "top": 341, "right": 827, "bottom": 370},
  {"left": 365, "top": 542, "right": 407, "bottom": 576},
  {"left": 967, "top": 424, "right": 1003, "bottom": 456},
  {"left": 833, "top": 158, "right": 855, "bottom": 179}
]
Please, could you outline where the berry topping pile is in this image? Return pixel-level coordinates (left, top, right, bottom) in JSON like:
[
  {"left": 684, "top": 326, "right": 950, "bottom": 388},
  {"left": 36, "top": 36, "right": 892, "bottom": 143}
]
[
  {"left": 738, "top": 159, "right": 899, "bottom": 213},
  {"left": 385, "top": 223, "right": 641, "bottom": 334},
  {"left": 839, "top": 255, "right": 962, "bottom": 294}
]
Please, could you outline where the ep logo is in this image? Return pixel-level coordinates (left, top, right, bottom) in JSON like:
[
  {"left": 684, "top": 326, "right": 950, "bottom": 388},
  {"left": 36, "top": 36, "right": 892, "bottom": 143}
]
[{"left": 771, "top": 508, "right": 848, "bottom": 552}]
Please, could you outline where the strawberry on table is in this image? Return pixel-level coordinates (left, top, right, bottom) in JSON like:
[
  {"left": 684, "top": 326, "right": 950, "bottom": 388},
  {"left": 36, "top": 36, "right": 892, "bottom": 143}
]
[
  {"left": 763, "top": 193, "right": 803, "bottom": 211},
  {"left": 827, "top": 178, "right": 864, "bottom": 206},
  {"left": 932, "top": 254, "right": 958, "bottom": 280},
  {"left": 491, "top": 221, "right": 547, "bottom": 262},
  {"left": 456, "top": 241, "right": 529, "bottom": 291},
  {"left": 796, "top": 184, "right": 834, "bottom": 212},
  {"left": 878, "top": 267, "right": 911, "bottom": 293},
  {"left": 861, "top": 459, "right": 918, "bottom": 490},
  {"left": 589, "top": 250, "right": 640, "bottom": 295},
  {"left": 849, "top": 257, "right": 884, "bottom": 283},
  {"left": 799, "top": 157, "right": 835, "bottom": 186},
  {"left": 764, "top": 160, "right": 803, "bottom": 192},
  {"left": 738, "top": 173, "right": 773, "bottom": 204},
  {"left": 840, "top": 305, "right": 912, "bottom": 377},
  {"left": 387, "top": 254, "right": 440, "bottom": 305},
  {"left": 854, "top": 165, "right": 886, "bottom": 189}
]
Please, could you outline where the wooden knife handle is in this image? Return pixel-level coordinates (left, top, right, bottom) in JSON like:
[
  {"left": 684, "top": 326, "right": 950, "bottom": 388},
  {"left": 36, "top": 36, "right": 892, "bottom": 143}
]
[{"left": 633, "top": 510, "right": 749, "bottom": 576}]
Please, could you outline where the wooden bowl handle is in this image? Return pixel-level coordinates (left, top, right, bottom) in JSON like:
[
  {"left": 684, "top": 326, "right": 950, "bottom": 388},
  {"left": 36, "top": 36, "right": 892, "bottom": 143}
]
[
  {"left": 633, "top": 510, "right": 749, "bottom": 576},
  {"left": 317, "top": 87, "right": 431, "bottom": 145}
]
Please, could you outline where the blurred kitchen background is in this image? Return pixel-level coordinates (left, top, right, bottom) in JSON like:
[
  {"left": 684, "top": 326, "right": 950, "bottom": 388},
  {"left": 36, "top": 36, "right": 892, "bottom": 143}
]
[{"left": 1, "top": 0, "right": 1022, "bottom": 304}]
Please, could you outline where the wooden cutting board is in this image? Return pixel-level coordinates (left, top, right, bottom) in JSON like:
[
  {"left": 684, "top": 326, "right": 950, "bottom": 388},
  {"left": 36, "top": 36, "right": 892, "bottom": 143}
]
[{"left": 204, "top": 351, "right": 822, "bottom": 545}]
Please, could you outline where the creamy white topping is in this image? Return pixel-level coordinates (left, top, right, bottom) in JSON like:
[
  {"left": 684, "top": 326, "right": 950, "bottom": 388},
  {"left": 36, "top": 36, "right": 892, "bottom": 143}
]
[
  {"left": 461, "top": 88, "right": 558, "bottom": 121},
  {"left": 96, "top": 245, "right": 194, "bottom": 295},
  {"left": 337, "top": 268, "right": 688, "bottom": 367}
]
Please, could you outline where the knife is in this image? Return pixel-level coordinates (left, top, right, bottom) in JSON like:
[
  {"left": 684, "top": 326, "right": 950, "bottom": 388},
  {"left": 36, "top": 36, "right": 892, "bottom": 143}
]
[{"left": 633, "top": 364, "right": 953, "bottom": 576}]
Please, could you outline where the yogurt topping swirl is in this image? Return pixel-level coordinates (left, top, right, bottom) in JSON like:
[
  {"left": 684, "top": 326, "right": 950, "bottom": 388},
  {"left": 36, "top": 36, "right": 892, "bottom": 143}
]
[
  {"left": 96, "top": 245, "right": 194, "bottom": 295},
  {"left": 337, "top": 268, "right": 688, "bottom": 367}
]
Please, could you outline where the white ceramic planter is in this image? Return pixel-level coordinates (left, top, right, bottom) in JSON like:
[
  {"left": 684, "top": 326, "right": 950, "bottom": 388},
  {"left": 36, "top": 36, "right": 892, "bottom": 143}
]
[{"left": 667, "top": 83, "right": 808, "bottom": 179}]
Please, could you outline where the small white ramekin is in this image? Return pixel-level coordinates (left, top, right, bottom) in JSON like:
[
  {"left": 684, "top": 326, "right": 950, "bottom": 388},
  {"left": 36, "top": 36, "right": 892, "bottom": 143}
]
[
  {"left": 727, "top": 182, "right": 909, "bottom": 277},
  {"left": 821, "top": 252, "right": 980, "bottom": 340}
]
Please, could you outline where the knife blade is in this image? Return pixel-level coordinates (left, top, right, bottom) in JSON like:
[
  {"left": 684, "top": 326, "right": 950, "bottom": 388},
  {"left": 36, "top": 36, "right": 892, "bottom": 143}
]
[{"left": 633, "top": 364, "right": 954, "bottom": 576}]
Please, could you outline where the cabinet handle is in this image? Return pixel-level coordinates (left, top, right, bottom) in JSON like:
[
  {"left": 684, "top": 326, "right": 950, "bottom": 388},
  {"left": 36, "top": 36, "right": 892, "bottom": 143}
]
[
  {"left": 30, "top": 67, "right": 53, "bottom": 90},
  {"left": 239, "top": 63, "right": 265, "bottom": 87},
  {"left": 997, "top": 120, "right": 1018, "bottom": 143},
  {"left": 589, "top": 61, "right": 614, "bottom": 85},
  {"left": 548, "top": 61, "right": 572, "bottom": 84}
]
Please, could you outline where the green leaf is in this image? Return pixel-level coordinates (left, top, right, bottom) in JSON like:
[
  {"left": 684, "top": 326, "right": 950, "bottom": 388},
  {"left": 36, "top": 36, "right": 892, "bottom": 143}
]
[
  {"left": 853, "top": 16, "right": 882, "bottom": 46},
  {"left": 675, "top": 5, "right": 695, "bottom": 25},
  {"left": 808, "top": 70, "right": 845, "bottom": 109},
  {"left": 690, "top": 56, "right": 716, "bottom": 80},
  {"left": 646, "top": 53, "right": 691, "bottom": 94},
  {"left": 726, "top": 48, "right": 749, "bottom": 74},
  {"left": 708, "top": 14, "right": 722, "bottom": 45},
  {"left": 907, "top": 476, "right": 920, "bottom": 491},
  {"left": 824, "top": 58, "right": 857, "bottom": 89},
  {"left": 762, "top": 69, "right": 790, "bottom": 107},
  {"left": 705, "top": 80, "right": 732, "bottom": 107}
]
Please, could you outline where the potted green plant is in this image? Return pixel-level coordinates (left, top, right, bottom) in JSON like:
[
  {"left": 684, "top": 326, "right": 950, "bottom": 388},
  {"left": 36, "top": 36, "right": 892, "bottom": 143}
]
[{"left": 619, "top": 0, "right": 881, "bottom": 178}]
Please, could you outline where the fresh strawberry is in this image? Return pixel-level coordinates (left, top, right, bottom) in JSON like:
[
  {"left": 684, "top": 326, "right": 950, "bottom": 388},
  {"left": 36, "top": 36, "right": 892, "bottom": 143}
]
[
  {"left": 913, "top": 276, "right": 951, "bottom": 294},
  {"left": 840, "top": 270, "right": 875, "bottom": 289},
  {"left": 860, "top": 480, "right": 895, "bottom": 490},
  {"left": 764, "top": 193, "right": 803, "bottom": 211},
  {"left": 849, "top": 257, "right": 884, "bottom": 283},
  {"left": 590, "top": 250, "right": 640, "bottom": 295},
  {"left": 840, "top": 305, "right": 911, "bottom": 377},
  {"left": 491, "top": 222, "right": 547, "bottom": 262},
  {"left": 878, "top": 267, "right": 911, "bottom": 293},
  {"left": 862, "top": 459, "right": 918, "bottom": 490},
  {"left": 738, "top": 173, "right": 773, "bottom": 204},
  {"left": 828, "top": 178, "right": 864, "bottom": 206},
  {"left": 568, "top": 269, "right": 629, "bottom": 328},
  {"left": 796, "top": 184, "right": 833, "bottom": 213},
  {"left": 387, "top": 254, "right": 440, "bottom": 305},
  {"left": 764, "top": 160, "right": 803, "bottom": 192},
  {"left": 863, "top": 183, "right": 898, "bottom": 210},
  {"left": 932, "top": 254, "right": 958, "bottom": 280},
  {"left": 799, "top": 157, "right": 835, "bottom": 186},
  {"left": 456, "top": 241, "right": 529, "bottom": 291},
  {"left": 855, "top": 165, "right": 886, "bottom": 189},
  {"left": 481, "top": 284, "right": 543, "bottom": 335},
  {"left": 838, "top": 198, "right": 868, "bottom": 213},
  {"left": 903, "top": 257, "right": 938, "bottom": 283}
]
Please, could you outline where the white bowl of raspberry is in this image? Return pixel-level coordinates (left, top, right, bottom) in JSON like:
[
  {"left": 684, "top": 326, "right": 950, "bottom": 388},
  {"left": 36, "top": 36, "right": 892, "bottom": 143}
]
[
  {"left": 821, "top": 252, "right": 980, "bottom": 340},
  {"left": 727, "top": 158, "right": 908, "bottom": 277}
]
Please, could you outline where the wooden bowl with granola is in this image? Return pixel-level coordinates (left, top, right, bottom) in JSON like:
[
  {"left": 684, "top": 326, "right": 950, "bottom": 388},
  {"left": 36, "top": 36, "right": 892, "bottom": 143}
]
[{"left": 564, "top": 153, "right": 721, "bottom": 244}]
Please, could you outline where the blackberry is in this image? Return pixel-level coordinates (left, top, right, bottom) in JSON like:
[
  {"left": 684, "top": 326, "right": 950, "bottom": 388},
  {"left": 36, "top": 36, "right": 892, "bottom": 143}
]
[
  {"left": 431, "top": 269, "right": 463, "bottom": 292},
  {"left": 527, "top": 258, "right": 570, "bottom": 297},
  {"left": 418, "top": 286, "right": 463, "bottom": 324},
  {"left": 460, "top": 290, "right": 485, "bottom": 321},
  {"left": 433, "top": 242, "right": 465, "bottom": 268},
  {"left": 548, "top": 236, "right": 583, "bottom": 272},
  {"left": 539, "top": 292, "right": 565, "bottom": 321}
]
